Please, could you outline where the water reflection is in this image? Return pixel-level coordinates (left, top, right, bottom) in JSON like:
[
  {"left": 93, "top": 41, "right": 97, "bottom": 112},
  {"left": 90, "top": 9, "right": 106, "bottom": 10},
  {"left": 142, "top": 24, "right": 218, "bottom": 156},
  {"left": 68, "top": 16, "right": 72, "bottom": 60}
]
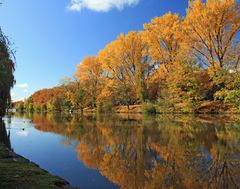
[
  {"left": 0, "top": 119, "right": 11, "bottom": 149},
  {"left": 12, "top": 113, "right": 240, "bottom": 189}
]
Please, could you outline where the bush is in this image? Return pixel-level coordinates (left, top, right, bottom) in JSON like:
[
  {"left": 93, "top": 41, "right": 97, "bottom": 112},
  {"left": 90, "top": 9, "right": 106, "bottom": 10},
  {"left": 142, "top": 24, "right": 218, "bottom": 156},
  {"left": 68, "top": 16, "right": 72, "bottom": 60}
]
[
  {"left": 215, "top": 89, "right": 240, "bottom": 103},
  {"left": 143, "top": 102, "right": 157, "bottom": 114}
]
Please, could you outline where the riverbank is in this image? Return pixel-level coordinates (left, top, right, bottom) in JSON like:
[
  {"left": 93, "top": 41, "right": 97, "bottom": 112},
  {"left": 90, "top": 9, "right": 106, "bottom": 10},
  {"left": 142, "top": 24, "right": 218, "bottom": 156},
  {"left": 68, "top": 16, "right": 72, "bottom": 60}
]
[
  {"left": 82, "top": 101, "right": 240, "bottom": 114},
  {"left": 0, "top": 120, "right": 75, "bottom": 189}
]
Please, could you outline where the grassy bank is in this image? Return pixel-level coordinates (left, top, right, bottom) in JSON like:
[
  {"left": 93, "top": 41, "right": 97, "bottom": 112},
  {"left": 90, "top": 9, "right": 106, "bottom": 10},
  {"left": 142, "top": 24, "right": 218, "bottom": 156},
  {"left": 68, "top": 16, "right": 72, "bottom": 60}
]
[{"left": 0, "top": 121, "right": 74, "bottom": 189}]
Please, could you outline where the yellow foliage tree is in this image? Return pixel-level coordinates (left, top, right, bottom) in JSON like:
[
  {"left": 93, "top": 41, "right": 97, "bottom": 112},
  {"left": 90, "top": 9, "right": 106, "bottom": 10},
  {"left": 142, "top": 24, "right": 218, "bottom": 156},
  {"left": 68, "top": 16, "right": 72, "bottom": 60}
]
[
  {"left": 143, "top": 12, "right": 182, "bottom": 73},
  {"left": 75, "top": 56, "right": 103, "bottom": 108},
  {"left": 183, "top": 0, "right": 240, "bottom": 70},
  {"left": 99, "top": 31, "right": 150, "bottom": 107}
]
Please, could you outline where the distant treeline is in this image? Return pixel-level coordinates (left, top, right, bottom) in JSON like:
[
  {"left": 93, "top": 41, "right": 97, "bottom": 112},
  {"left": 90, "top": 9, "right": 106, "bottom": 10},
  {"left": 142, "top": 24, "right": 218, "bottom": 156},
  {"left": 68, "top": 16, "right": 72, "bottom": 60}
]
[{"left": 15, "top": 0, "right": 240, "bottom": 114}]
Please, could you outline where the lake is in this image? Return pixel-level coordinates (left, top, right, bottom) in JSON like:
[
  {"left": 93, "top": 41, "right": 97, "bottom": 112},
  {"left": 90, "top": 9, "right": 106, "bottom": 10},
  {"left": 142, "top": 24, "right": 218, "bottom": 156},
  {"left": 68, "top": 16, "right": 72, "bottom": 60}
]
[{"left": 3, "top": 113, "right": 240, "bottom": 189}]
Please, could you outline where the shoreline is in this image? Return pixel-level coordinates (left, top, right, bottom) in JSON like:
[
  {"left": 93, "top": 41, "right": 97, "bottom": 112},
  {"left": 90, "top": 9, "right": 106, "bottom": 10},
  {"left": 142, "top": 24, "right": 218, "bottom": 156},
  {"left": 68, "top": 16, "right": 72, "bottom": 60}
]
[
  {"left": 82, "top": 103, "right": 240, "bottom": 115},
  {"left": 13, "top": 101, "right": 240, "bottom": 115},
  {"left": 0, "top": 119, "right": 75, "bottom": 189}
]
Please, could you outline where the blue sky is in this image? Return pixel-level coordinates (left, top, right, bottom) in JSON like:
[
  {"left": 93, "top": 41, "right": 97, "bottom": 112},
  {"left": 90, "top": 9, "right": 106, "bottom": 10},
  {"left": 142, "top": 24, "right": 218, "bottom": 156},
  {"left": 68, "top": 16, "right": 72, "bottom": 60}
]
[{"left": 0, "top": 0, "right": 188, "bottom": 101}]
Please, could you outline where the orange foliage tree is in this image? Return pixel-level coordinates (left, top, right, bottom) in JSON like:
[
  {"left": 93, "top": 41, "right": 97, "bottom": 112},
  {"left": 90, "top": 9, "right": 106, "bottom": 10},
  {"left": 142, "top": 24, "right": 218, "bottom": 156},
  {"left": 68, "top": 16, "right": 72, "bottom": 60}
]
[{"left": 22, "top": 0, "right": 240, "bottom": 113}]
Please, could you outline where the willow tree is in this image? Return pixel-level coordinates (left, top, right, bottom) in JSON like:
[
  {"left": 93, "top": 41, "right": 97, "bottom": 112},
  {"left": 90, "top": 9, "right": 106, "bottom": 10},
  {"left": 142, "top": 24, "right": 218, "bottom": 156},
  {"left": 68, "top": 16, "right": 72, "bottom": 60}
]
[{"left": 0, "top": 29, "right": 15, "bottom": 117}]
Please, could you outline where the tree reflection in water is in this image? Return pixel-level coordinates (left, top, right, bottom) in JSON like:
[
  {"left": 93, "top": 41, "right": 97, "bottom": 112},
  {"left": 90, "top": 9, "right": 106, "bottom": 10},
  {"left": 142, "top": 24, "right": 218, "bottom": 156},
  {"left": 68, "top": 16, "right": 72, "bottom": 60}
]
[
  {"left": 0, "top": 118, "right": 11, "bottom": 149},
  {"left": 16, "top": 113, "right": 240, "bottom": 189}
]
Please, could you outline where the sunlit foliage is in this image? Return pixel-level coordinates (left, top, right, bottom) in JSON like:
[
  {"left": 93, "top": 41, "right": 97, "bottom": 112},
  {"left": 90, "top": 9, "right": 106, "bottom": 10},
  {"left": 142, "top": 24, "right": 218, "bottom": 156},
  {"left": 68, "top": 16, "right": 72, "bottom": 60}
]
[{"left": 21, "top": 0, "right": 240, "bottom": 113}]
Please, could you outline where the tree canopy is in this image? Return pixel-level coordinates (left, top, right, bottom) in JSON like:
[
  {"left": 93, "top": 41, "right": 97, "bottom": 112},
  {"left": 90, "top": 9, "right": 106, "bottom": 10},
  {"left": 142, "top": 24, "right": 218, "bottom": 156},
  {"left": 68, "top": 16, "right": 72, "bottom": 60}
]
[{"left": 19, "top": 0, "right": 240, "bottom": 114}]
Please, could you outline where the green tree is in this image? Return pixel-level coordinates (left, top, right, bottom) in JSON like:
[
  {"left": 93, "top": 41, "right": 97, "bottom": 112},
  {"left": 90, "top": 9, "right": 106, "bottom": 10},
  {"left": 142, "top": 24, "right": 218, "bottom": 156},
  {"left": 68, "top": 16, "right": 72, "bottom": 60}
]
[
  {"left": 163, "top": 61, "right": 203, "bottom": 112},
  {"left": 73, "top": 89, "right": 86, "bottom": 113},
  {"left": 0, "top": 29, "right": 15, "bottom": 117}
]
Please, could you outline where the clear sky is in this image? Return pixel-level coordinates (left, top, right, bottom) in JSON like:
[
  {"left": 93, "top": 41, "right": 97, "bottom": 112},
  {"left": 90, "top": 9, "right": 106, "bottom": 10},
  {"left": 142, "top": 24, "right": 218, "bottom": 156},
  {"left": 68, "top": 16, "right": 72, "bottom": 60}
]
[{"left": 0, "top": 0, "right": 188, "bottom": 101}]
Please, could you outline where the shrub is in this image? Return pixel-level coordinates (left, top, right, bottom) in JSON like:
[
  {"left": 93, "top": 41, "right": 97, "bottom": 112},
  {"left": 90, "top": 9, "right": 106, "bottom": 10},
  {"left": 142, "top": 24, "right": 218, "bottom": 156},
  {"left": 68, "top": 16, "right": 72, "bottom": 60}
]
[{"left": 143, "top": 102, "right": 157, "bottom": 114}]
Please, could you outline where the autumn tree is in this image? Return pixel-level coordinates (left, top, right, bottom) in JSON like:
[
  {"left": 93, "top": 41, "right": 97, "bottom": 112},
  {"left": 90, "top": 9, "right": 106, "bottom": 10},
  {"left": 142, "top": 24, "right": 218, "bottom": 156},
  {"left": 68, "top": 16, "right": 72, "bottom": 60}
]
[
  {"left": 49, "top": 97, "right": 63, "bottom": 112},
  {"left": 213, "top": 69, "right": 240, "bottom": 105},
  {"left": 15, "top": 101, "right": 24, "bottom": 113},
  {"left": 142, "top": 13, "right": 183, "bottom": 104},
  {"left": 183, "top": 0, "right": 240, "bottom": 70},
  {"left": 28, "top": 83, "right": 78, "bottom": 112},
  {"left": 99, "top": 31, "right": 152, "bottom": 108},
  {"left": 182, "top": 0, "right": 240, "bottom": 101},
  {"left": 59, "top": 77, "right": 71, "bottom": 86},
  {"left": 143, "top": 12, "right": 182, "bottom": 73},
  {"left": 165, "top": 62, "right": 204, "bottom": 112},
  {"left": 23, "top": 0, "right": 240, "bottom": 113},
  {"left": 24, "top": 97, "right": 34, "bottom": 113},
  {"left": 72, "top": 88, "right": 86, "bottom": 113},
  {"left": 99, "top": 38, "right": 133, "bottom": 109},
  {"left": 75, "top": 56, "right": 103, "bottom": 108},
  {"left": 120, "top": 31, "right": 150, "bottom": 103},
  {"left": 96, "top": 78, "right": 115, "bottom": 112}
]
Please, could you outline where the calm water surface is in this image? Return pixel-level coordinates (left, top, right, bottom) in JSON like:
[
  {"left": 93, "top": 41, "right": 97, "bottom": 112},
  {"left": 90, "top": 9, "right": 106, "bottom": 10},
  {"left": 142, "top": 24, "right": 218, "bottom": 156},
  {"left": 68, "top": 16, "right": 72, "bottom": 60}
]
[{"left": 3, "top": 113, "right": 240, "bottom": 189}]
